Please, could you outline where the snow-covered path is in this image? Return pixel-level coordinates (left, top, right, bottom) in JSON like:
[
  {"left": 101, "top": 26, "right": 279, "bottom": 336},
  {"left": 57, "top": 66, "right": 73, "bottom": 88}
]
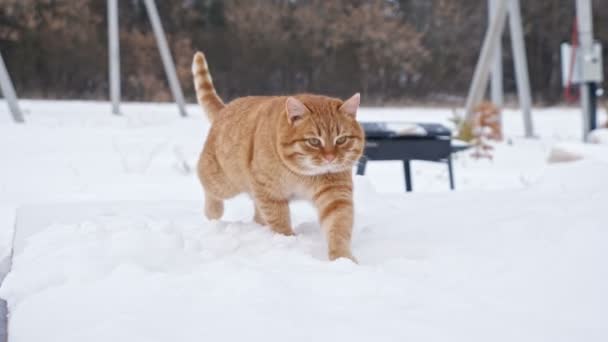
[
  {"left": 3, "top": 173, "right": 607, "bottom": 341},
  {"left": 0, "top": 100, "right": 607, "bottom": 341}
]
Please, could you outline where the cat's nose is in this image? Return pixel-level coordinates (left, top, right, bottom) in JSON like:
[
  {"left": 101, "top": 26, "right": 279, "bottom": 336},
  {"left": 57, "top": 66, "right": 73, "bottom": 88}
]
[{"left": 323, "top": 154, "right": 336, "bottom": 162}]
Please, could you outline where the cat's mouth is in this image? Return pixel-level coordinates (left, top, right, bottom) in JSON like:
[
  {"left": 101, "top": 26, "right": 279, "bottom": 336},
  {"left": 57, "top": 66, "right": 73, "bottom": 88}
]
[
  {"left": 303, "top": 159, "right": 354, "bottom": 175},
  {"left": 314, "top": 163, "right": 341, "bottom": 174},
  {"left": 284, "top": 152, "right": 359, "bottom": 176}
]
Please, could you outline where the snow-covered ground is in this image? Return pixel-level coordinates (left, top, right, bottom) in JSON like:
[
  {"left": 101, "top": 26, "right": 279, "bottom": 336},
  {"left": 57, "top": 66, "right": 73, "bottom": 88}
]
[{"left": 0, "top": 100, "right": 607, "bottom": 341}]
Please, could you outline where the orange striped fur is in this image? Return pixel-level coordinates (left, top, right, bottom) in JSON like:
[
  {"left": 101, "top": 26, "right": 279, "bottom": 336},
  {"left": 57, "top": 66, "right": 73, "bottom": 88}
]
[
  {"left": 192, "top": 51, "right": 364, "bottom": 262},
  {"left": 192, "top": 52, "right": 225, "bottom": 121}
]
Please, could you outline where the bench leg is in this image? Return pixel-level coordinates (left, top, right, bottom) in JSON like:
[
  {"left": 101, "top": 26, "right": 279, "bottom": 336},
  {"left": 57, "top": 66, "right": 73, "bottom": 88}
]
[
  {"left": 403, "top": 160, "right": 412, "bottom": 192},
  {"left": 447, "top": 155, "right": 455, "bottom": 190},
  {"left": 356, "top": 156, "right": 367, "bottom": 175}
]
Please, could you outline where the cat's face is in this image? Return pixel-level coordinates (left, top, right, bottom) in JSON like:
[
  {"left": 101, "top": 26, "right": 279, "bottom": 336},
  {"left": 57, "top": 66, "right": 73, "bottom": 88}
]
[{"left": 278, "top": 94, "right": 364, "bottom": 176}]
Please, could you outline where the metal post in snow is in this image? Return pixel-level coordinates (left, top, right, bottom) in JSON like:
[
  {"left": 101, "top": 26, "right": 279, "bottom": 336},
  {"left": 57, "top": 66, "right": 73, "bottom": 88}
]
[
  {"left": 143, "top": 0, "right": 188, "bottom": 117},
  {"left": 489, "top": 0, "right": 504, "bottom": 109},
  {"left": 463, "top": 0, "right": 508, "bottom": 124},
  {"left": 108, "top": 0, "right": 121, "bottom": 115},
  {"left": 489, "top": 0, "right": 505, "bottom": 139},
  {"left": 0, "top": 52, "right": 24, "bottom": 123},
  {"left": 576, "top": 0, "right": 596, "bottom": 140},
  {"left": 508, "top": 0, "right": 534, "bottom": 138}
]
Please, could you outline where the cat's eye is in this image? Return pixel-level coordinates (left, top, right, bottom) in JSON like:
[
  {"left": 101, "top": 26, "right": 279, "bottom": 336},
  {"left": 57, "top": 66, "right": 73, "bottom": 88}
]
[
  {"left": 307, "top": 138, "right": 322, "bottom": 147},
  {"left": 335, "top": 136, "right": 347, "bottom": 145}
]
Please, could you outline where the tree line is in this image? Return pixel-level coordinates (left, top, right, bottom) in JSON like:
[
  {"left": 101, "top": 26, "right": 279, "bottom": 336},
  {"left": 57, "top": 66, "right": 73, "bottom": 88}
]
[{"left": 0, "top": 0, "right": 606, "bottom": 105}]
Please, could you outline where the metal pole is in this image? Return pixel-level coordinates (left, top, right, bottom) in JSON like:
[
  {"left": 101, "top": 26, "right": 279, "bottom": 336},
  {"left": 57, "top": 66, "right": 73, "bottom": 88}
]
[
  {"left": 143, "top": 0, "right": 188, "bottom": 117},
  {"left": 508, "top": 0, "right": 534, "bottom": 137},
  {"left": 588, "top": 82, "right": 597, "bottom": 131},
  {"left": 0, "top": 52, "right": 24, "bottom": 123},
  {"left": 576, "top": 0, "right": 595, "bottom": 140},
  {"left": 580, "top": 84, "right": 591, "bottom": 139},
  {"left": 108, "top": 0, "right": 121, "bottom": 115},
  {"left": 489, "top": 0, "right": 504, "bottom": 108},
  {"left": 463, "top": 0, "right": 508, "bottom": 124}
]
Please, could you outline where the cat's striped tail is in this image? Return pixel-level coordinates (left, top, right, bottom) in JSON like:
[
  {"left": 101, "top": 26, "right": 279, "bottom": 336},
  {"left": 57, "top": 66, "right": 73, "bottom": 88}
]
[{"left": 192, "top": 51, "right": 224, "bottom": 122}]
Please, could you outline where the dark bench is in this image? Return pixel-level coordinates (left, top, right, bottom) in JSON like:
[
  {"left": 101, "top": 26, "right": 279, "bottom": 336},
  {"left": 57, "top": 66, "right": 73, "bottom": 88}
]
[{"left": 357, "top": 122, "right": 468, "bottom": 192}]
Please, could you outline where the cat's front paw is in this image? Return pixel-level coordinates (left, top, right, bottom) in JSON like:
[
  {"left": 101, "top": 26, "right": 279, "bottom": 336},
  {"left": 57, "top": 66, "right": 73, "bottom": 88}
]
[{"left": 329, "top": 250, "right": 358, "bottom": 264}]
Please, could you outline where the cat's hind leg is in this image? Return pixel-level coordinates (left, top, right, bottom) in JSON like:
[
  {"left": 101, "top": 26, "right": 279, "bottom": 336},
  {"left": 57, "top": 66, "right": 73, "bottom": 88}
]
[
  {"left": 204, "top": 192, "right": 224, "bottom": 220},
  {"left": 197, "top": 148, "right": 239, "bottom": 221},
  {"left": 253, "top": 204, "right": 266, "bottom": 225}
]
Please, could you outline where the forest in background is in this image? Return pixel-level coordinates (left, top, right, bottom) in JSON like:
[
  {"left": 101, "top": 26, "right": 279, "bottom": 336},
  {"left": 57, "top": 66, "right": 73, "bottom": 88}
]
[{"left": 0, "top": 0, "right": 606, "bottom": 105}]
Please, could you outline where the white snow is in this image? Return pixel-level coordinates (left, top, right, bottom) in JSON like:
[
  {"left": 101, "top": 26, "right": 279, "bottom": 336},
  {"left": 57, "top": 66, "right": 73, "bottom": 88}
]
[
  {"left": 0, "top": 100, "right": 607, "bottom": 341},
  {"left": 548, "top": 142, "right": 608, "bottom": 164},
  {"left": 588, "top": 128, "right": 608, "bottom": 144}
]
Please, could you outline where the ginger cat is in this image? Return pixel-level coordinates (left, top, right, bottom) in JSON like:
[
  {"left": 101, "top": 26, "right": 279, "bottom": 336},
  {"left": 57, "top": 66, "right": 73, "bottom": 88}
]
[{"left": 192, "top": 52, "right": 364, "bottom": 262}]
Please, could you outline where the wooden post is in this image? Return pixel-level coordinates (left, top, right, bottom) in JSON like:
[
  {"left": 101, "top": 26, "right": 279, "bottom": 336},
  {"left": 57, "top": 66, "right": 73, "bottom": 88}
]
[{"left": 0, "top": 52, "right": 24, "bottom": 123}]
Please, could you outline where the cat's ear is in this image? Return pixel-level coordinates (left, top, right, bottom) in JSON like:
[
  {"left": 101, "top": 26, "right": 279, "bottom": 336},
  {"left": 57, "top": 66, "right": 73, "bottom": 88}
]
[
  {"left": 339, "top": 93, "right": 360, "bottom": 117},
  {"left": 285, "top": 97, "right": 307, "bottom": 124}
]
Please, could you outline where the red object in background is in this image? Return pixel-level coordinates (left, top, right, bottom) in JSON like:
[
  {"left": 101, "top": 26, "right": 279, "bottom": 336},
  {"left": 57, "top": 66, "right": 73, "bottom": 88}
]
[{"left": 564, "top": 17, "right": 579, "bottom": 103}]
